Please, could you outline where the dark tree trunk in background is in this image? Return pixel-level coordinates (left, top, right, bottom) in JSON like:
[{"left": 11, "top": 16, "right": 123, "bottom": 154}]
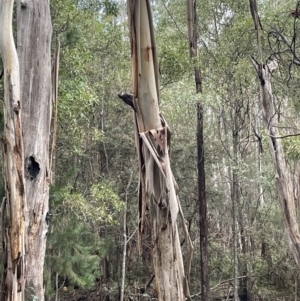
[
  {"left": 197, "top": 102, "right": 209, "bottom": 301},
  {"left": 232, "top": 107, "right": 239, "bottom": 301},
  {"left": 187, "top": 1, "right": 209, "bottom": 300}
]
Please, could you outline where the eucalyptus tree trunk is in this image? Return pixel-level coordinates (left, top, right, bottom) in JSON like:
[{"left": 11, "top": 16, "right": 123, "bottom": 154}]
[
  {"left": 232, "top": 106, "right": 239, "bottom": 301},
  {"left": 0, "top": 0, "right": 26, "bottom": 300},
  {"left": 127, "top": 1, "right": 193, "bottom": 300},
  {"left": 17, "top": 1, "right": 52, "bottom": 300},
  {"left": 186, "top": 1, "right": 209, "bottom": 300},
  {"left": 250, "top": 57, "right": 300, "bottom": 267}
]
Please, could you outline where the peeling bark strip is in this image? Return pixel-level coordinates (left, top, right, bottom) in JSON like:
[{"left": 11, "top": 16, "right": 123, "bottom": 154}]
[
  {"left": 17, "top": 0, "right": 52, "bottom": 300},
  {"left": 127, "top": 1, "right": 193, "bottom": 300},
  {"left": 250, "top": 56, "right": 300, "bottom": 267},
  {"left": 0, "top": 0, "right": 26, "bottom": 300},
  {"left": 50, "top": 41, "right": 60, "bottom": 185}
]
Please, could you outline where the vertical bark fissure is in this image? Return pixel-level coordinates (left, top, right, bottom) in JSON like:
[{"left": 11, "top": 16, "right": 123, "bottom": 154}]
[
  {"left": 187, "top": 1, "right": 209, "bottom": 300},
  {"left": 17, "top": 1, "right": 52, "bottom": 299},
  {"left": 0, "top": 0, "right": 26, "bottom": 300}
]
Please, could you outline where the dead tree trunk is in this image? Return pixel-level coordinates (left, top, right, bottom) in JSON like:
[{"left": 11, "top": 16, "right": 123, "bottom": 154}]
[
  {"left": 127, "top": 1, "right": 193, "bottom": 300},
  {"left": 250, "top": 57, "right": 300, "bottom": 267},
  {"left": 186, "top": 1, "right": 209, "bottom": 300},
  {"left": 0, "top": 0, "right": 26, "bottom": 300},
  {"left": 17, "top": 1, "right": 52, "bottom": 299}
]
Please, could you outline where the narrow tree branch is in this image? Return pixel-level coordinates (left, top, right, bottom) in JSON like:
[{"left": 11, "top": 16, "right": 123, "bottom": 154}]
[
  {"left": 269, "top": 132, "right": 300, "bottom": 139},
  {"left": 162, "top": 2, "right": 187, "bottom": 40}
]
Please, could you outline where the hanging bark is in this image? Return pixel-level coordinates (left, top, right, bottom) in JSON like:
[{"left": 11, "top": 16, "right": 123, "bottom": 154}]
[
  {"left": 127, "top": 1, "right": 193, "bottom": 300},
  {"left": 186, "top": 1, "right": 209, "bottom": 301},
  {"left": 0, "top": 0, "right": 25, "bottom": 300},
  {"left": 250, "top": 57, "right": 300, "bottom": 267},
  {"left": 17, "top": 1, "right": 52, "bottom": 300}
]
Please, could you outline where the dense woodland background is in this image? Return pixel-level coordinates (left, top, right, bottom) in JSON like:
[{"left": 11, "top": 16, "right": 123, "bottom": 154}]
[{"left": 1, "top": 0, "right": 300, "bottom": 300}]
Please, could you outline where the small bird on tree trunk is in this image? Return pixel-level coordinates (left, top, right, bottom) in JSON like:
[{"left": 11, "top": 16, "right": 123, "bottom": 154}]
[{"left": 118, "top": 93, "right": 137, "bottom": 112}]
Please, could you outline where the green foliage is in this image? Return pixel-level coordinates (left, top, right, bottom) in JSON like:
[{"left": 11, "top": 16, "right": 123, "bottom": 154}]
[
  {"left": 46, "top": 221, "right": 103, "bottom": 292},
  {"left": 45, "top": 182, "right": 121, "bottom": 298},
  {"left": 283, "top": 136, "right": 300, "bottom": 160},
  {"left": 62, "top": 183, "right": 125, "bottom": 224},
  {"left": 34, "top": 0, "right": 300, "bottom": 299}
]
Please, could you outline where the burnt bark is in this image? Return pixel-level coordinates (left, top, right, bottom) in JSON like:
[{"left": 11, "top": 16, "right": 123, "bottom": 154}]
[{"left": 17, "top": 1, "right": 52, "bottom": 299}]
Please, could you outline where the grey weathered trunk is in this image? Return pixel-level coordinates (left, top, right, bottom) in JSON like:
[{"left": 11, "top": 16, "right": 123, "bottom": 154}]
[
  {"left": 17, "top": 1, "right": 52, "bottom": 299},
  {"left": 251, "top": 57, "right": 300, "bottom": 268},
  {"left": 0, "top": 0, "right": 26, "bottom": 300}
]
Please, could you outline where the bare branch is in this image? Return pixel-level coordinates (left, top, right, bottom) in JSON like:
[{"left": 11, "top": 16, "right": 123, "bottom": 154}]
[
  {"left": 269, "top": 132, "right": 300, "bottom": 139},
  {"left": 162, "top": 2, "right": 187, "bottom": 40}
]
